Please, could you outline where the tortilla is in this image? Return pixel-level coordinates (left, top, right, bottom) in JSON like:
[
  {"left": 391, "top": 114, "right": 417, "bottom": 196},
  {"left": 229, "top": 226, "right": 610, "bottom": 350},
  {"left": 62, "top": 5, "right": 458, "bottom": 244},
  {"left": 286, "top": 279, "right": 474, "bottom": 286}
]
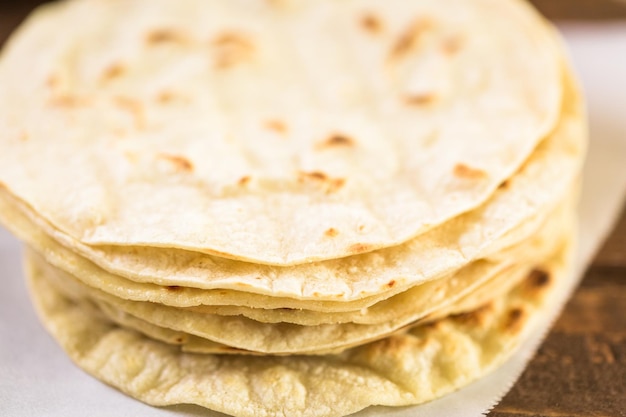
[
  {"left": 0, "top": 179, "right": 570, "bottom": 323},
  {"left": 27, "top": 204, "right": 569, "bottom": 355},
  {"left": 0, "top": 0, "right": 563, "bottom": 265},
  {"left": 0, "top": 63, "right": 584, "bottom": 305},
  {"left": 26, "top": 237, "right": 573, "bottom": 417}
]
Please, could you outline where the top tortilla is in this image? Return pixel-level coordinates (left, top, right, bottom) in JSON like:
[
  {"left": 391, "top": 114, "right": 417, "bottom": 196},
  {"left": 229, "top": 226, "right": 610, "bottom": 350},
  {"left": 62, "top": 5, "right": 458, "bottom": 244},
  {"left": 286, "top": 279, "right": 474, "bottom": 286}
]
[{"left": 0, "top": 0, "right": 562, "bottom": 265}]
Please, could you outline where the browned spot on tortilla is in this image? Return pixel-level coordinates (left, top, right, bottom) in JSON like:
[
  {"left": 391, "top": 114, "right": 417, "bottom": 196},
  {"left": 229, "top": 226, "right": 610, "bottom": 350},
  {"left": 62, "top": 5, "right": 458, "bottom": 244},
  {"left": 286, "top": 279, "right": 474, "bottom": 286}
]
[
  {"left": 146, "top": 28, "right": 188, "bottom": 45},
  {"left": 441, "top": 35, "right": 463, "bottom": 55},
  {"left": 300, "top": 171, "right": 327, "bottom": 182},
  {"left": 498, "top": 179, "right": 510, "bottom": 189},
  {"left": 523, "top": 268, "right": 552, "bottom": 297},
  {"left": 405, "top": 93, "right": 437, "bottom": 106},
  {"left": 264, "top": 119, "right": 288, "bottom": 134},
  {"left": 367, "top": 334, "right": 420, "bottom": 359},
  {"left": 348, "top": 243, "right": 374, "bottom": 255},
  {"left": 389, "top": 17, "right": 434, "bottom": 60},
  {"left": 174, "top": 337, "right": 185, "bottom": 344},
  {"left": 156, "top": 90, "right": 177, "bottom": 104},
  {"left": 360, "top": 13, "right": 383, "bottom": 34},
  {"left": 454, "top": 163, "right": 486, "bottom": 180},
  {"left": 387, "top": 280, "right": 396, "bottom": 288},
  {"left": 166, "top": 286, "right": 182, "bottom": 291},
  {"left": 114, "top": 96, "right": 146, "bottom": 129},
  {"left": 422, "top": 317, "right": 443, "bottom": 331},
  {"left": 101, "top": 63, "right": 125, "bottom": 82},
  {"left": 238, "top": 176, "right": 251, "bottom": 186},
  {"left": 529, "top": 268, "right": 551, "bottom": 288},
  {"left": 48, "top": 95, "right": 89, "bottom": 108},
  {"left": 358, "top": 225, "right": 366, "bottom": 232},
  {"left": 324, "top": 228, "right": 339, "bottom": 238},
  {"left": 453, "top": 302, "right": 494, "bottom": 327},
  {"left": 212, "top": 32, "right": 255, "bottom": 69},
  {"left": 317, "top": 134, "right": 355, "bottom": 149},
  {"left": 503, "top": 307, "right": 526, "bottom": 334},
  {"left": 328, "top": 178, "right": 346, "bottom": 194},
  {"left": 158, "top": 154, "right": 194, "bottom": 173},
  {"left": 298, "top": 171, "right": 345, "bottom": 194}
]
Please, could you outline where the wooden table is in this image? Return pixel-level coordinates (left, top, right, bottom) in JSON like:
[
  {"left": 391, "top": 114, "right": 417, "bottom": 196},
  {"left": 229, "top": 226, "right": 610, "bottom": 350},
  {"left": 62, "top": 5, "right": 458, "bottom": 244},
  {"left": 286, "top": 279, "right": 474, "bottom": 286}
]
[
  {"left": 0, "top": 1, "right": 624, "bottom": 417},
  {"left": 490, "top": 206, "right": 626, "bottom": 417}
]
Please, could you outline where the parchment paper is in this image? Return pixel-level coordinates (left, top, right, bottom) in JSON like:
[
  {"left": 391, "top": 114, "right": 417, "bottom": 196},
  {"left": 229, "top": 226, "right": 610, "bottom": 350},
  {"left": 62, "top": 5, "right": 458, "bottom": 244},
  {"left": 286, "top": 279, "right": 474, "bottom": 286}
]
[{"left": 1, "top": 23, "right": 625, "bottom": 417}]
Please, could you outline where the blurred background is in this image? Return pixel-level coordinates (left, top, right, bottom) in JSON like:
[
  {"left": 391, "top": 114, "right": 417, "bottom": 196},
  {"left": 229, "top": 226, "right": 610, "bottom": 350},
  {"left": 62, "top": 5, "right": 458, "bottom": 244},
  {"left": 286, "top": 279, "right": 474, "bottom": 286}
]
[{"left": 1, "top": 0, "right": 626, "bottom": 41}]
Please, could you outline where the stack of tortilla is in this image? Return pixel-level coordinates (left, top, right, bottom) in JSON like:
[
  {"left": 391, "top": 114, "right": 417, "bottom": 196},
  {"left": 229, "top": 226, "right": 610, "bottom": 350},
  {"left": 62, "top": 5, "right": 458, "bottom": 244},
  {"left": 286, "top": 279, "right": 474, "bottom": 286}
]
[{"left": 0, "top": 0, "right": 586, "bottom": 416}]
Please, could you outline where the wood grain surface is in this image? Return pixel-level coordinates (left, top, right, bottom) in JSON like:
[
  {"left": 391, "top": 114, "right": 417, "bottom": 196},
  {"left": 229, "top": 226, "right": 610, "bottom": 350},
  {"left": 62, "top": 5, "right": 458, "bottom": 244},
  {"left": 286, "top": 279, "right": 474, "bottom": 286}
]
[
  {"left": 0, "top": 2, "right": 624, "bottom": 417},
  {"left": 490, "top": 206, "right": 626, "bottom": 417}
]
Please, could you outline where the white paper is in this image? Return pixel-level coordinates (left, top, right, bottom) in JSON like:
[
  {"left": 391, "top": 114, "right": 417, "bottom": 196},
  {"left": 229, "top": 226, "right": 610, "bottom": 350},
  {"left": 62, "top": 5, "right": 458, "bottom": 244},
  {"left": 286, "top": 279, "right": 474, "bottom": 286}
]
[{"left": 1, "top": 23, "right": 625, "bottom": 417}]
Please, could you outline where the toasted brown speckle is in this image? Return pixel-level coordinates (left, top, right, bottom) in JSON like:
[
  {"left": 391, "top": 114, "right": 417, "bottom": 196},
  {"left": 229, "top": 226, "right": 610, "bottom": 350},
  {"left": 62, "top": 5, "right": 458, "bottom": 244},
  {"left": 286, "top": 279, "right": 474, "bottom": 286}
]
[
  {"left": 299, "top": 171, "right": 327, "bottom": 182},
  {"left": 318, "top": 134, "right": 354, "bottom": 149},
  {"left": 422, "top": 318, "right": 443, "bottom": 331},
  {"left": 264, "top": 120, "right": 288, "bottom": 134},
  {"left": 454, "top": 163, "right": 486, "bottom": 180},
  {"left": 48, "top": 95, "right": 89, "bottom": 108},
  {"left": 405, "top": 93, "right": 437, "bottom": 106},
  {"left": 524, "top": 268, "right": 552, "bottom": 297},
  {"left": 360, "top": 13, "right": 383, "bottom": 34},
  {"left": 498, "top": 179, "right": 510, "bottom": 189},
  {"left": 348, "top": 243, "right": 374, "bottom": 255},
  {"left": 146, "top": 28, "right": 188, "bottom": 45},
  {"left": 156, "top": 90, "right": 177, "bottom": 104},
  {"left": 325, "top": 228, "right": 339, "bottom": 238},
  {"left": 503, "top": 307, "right": 526, "bottom": 334},
  {"left": 371, "top": 334, "right": 419, "bottom": 358},
  {"left": 166, "top": 286, "right": 182, "bottom": 292},
  {"left": 238, "top": 176, "right": 251, "bottom": 186},
  {"left": 528, "top": 268, "right": 551, "bottom": 288},
  {"left": 212, "top": 32, "right": 255, "bottom": 69},
  {"left": 329, "top": 178, "right": 346, "bottom": 193},
  {"left": 298, "top": 171, "right": 345, "bottom": 193},
  {"left": 453, "top": 302, "right": 494, "bottom": 327},
  {"left": 101, "top": 63, "right": 125, "bottom": 82},
  {"left": 174, "top": 337, "right": 185, "bottom": 344},
  {"left": 387, "top": 280, "right": 396, "bottom": 288},
  {"left": 158, "top": 154, "right": 194, "bottom": 173},
  {"left": 390, "top": 18, "right": 434, "bottom": 60}
]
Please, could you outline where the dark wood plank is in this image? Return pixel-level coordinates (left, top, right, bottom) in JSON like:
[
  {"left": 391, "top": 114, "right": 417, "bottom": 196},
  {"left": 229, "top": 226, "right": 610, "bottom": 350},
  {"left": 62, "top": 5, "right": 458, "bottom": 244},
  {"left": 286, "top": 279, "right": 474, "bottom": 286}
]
[
  {"left": 490, "top": 206, "right": 626, "bottom": 417},
  {"left": 529, "top": 0, "right": 626, "bottom": 20}
]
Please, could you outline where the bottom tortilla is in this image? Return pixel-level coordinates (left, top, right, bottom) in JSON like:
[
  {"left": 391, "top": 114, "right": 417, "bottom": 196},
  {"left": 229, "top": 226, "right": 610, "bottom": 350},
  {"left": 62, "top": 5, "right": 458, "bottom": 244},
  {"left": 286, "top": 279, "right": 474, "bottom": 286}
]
[{"left": 24, "top": 234, "right": 573, "bottom": 417}]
